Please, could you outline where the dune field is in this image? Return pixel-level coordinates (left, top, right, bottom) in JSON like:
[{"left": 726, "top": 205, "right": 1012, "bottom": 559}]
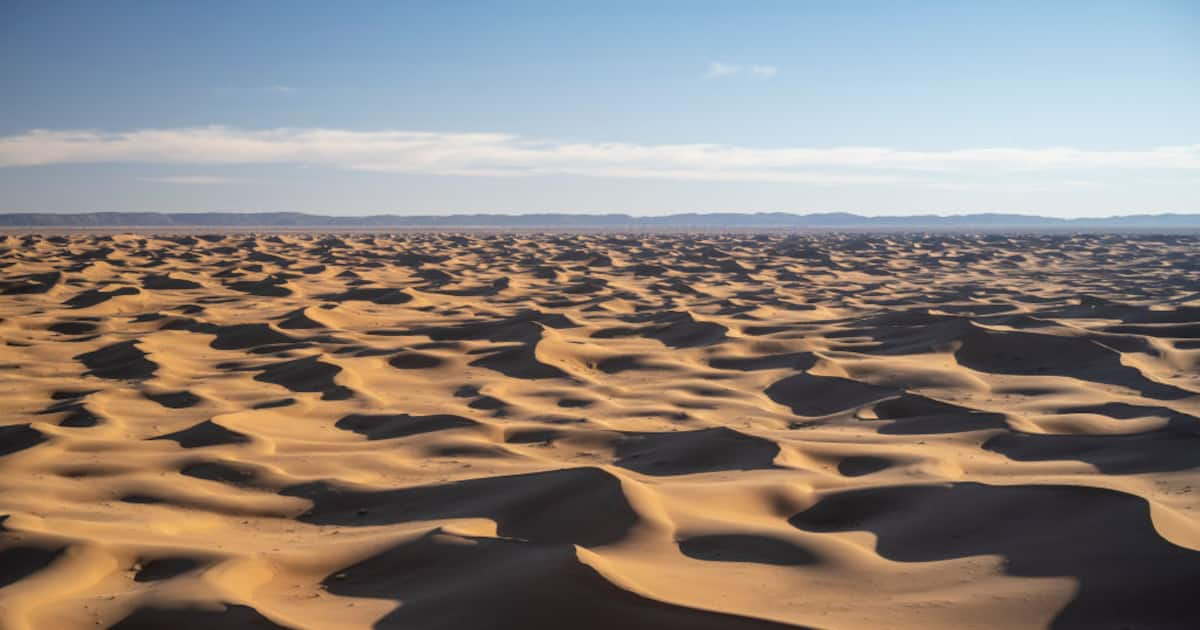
[{"left": 1, "top": 231, "right": 1199, "bottom": 629}]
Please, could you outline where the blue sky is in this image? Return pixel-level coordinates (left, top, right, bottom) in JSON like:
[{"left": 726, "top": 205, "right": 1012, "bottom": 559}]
[{"left": 1, "top": 0, "right": 1197, "bottom": 216}]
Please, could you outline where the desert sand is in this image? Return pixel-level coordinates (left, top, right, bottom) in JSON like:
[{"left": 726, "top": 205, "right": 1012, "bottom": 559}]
[{"left": 1, "top": 231, "right": 1199, "bottom": 629}]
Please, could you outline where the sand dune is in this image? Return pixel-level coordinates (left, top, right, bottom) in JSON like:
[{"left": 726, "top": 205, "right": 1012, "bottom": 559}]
[{"left": 1, "top": 231, "right": 1199, "bottom": 629}]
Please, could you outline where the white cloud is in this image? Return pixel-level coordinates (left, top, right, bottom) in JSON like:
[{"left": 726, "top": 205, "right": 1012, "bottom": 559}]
[
  {"left": 706, "top": 62, "right": 742, "bottom": 78},
  {"left": 706, "top": 62, "right": 777, "bottom": 79},
  {"left": 1, "top": 127, "right": 1198, "bottom": 185},
  {"left": 138, "top": 175, "right": 237, "bottom": 185},
  {"left": 263, "top": 85, "right": 297, "bottom": 94}
]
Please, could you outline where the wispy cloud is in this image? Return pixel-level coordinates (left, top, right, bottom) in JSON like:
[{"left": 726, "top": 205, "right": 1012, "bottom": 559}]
[
  {"left": 2, "top": 127, "right": 1197, "bottom": 186},
  {"left": 263, "top": 85, "right": 297, "bottom": 94},
  {"left": 706, "top": 61, "right": 778, "bottom": 79},
  {"left": 138, "top": 175, "right": 237, "bottom": 185},
  {"left": 705, "top": 61, "right": 741, "bottom": 78}
]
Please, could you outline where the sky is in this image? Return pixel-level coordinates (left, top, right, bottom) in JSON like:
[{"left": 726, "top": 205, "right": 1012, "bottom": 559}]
[{"left": 0, "top": 0, "right": 1197, "bottom": 217}]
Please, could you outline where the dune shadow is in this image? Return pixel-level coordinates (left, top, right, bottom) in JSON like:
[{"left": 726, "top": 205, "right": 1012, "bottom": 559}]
[
  {"left": 254, "top": 356, "right": 353, "bottom": 400},
  {"left": 766, "top": 373, "right": 896, "bottom": 417},
  {"left": 323, "top": 530, "right": 801, "bottom": 630},
  {"left": 76, "top": 340, "right": 157, "bottom": 380},
  {"left": 109, "top": 603, "right": 290, "bottom": 630},
  {"left": 614, "top": 427, "right": 779, "bottom": 476},
  {"left": 335, "top": 413, "right": 479, "bottom": 440},
  {"left": 955, "top": 327, "right": 1194, "bottom": 400},
  {"left": 790, "top": 482, "right": 1200, "bottom": 628},
  {"left": 283, "top": 467, "right": 638, "bottom": 548},
  {"left": 0, "top": 424, "right": 47, "bottom": 456},
  {"left": 678, "top": 534, "right": 818, "bottom": 566},
  {"left": 152, "top": 420, "right": 249, "bottom": 448},
  {"left": 0, "top": 544, "right": 64, "bottom": 588},
  {"left": 984, "top": 426, "right": 1200, "bottom": 475}
]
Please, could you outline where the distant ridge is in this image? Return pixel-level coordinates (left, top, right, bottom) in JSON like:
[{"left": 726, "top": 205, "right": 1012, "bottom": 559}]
[{"left": 1, "top": 211, "right": 1198, "bottom": 230}]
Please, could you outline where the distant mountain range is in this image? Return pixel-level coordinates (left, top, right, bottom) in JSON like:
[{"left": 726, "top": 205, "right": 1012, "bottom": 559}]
[{"left": 1, "top": 211, "right": 1198, "bottom": 230}]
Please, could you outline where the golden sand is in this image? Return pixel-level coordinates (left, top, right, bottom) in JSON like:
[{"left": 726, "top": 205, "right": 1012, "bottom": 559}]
[{"left": 1, "top": 232, "right": 1199, "bottom": 629}]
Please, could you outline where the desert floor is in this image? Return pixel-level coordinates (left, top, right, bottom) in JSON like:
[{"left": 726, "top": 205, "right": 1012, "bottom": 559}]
[{"left": 1, "top": 232, "right": 1199, "bottom": 629}]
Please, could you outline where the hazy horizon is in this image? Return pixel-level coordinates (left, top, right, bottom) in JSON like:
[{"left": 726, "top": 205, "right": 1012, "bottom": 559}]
[{"left": 3, "top": 209, "right": 1198, "bottom": 220}]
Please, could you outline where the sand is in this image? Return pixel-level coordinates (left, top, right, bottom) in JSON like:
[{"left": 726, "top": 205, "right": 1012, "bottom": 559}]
[{"left": 1, "top": 231, "right": 1198, "bottom": 629}]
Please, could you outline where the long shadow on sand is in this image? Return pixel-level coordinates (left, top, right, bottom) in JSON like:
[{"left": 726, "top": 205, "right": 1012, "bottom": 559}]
[
  {"left": 321, "top": 530, "right": 802, "bottom": 630},
  {"left": 790, "top": 482, "right": 1200, "bottom": 628},
  {"left": 282, "top": 467, "right": 638, "bottom": 548},
  {"left": 614, "top": 427, "right": 780, "bottom": 476}
]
